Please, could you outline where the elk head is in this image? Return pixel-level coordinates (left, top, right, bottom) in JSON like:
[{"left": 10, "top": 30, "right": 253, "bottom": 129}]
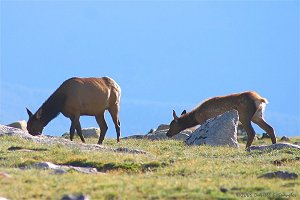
[
  {"left": 26, "top": 108, "right": 44, "bottom": 136},
  {"left": 166, "top": 110, "right": 187, "bottom": 137}
]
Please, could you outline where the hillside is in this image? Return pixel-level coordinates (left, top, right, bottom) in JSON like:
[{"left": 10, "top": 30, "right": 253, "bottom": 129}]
[{"left": 0, "top": 130, "right": 299, "bottom": 200}]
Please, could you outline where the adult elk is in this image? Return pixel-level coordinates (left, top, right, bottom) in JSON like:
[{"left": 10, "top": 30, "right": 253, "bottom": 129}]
[
  {"left": 26, "top": 77, "right": 121, "bottom": 145},
  {"left": 166, "top": 91, "right": 276, "bottom": 148}
]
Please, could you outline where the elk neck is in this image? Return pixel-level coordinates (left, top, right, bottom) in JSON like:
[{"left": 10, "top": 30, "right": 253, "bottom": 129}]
[{"left": 178, "top": 110, "right": 199, "bottom": 129}]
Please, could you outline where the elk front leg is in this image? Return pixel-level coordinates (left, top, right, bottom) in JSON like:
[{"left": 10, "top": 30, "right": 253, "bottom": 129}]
[
  {"left": 70, "top": 116, "right": 85, "bottom": 143},
  {"left": 95, "top": 113, "right": 108, "bottom": 145},
  {"left": 108, "top": 104, "right": 121, "bottom": 143},
  {"left": 241, "top": 121, "right": 256, "bottom": 148}
]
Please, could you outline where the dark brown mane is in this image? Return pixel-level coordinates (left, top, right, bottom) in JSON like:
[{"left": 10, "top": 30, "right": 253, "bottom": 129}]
[{"left": 37, "top": 85, "right": 66, "bottom": 126}]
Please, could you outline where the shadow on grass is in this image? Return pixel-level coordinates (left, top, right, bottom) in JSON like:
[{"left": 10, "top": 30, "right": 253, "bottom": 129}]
[{"left": 8, "top": 146, "right": 48, "bottom": 152}]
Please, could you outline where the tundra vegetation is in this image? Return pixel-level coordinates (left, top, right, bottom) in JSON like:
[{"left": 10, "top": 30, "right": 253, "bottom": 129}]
[{"left": 0, "top": 136, "right": 299, "bottom": 200}]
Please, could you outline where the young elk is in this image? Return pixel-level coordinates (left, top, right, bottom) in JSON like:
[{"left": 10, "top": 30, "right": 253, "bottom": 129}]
[
  {"left": 26, "top": 77, "right": 121, "bottom": 145},
  {"left": 166, "top": 91, "right": 276, "bottom": 148}
]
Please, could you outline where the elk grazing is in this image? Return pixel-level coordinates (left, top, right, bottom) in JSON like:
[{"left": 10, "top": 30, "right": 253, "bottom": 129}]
[
  {"left": 166, "top": 91, "right": 276, "bottom": 148},
  {"left": 26, "top": 77, "right": 121, "bottom": 145}
]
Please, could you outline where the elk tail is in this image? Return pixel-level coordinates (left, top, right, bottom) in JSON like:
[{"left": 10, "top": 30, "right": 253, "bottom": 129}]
[
  {"left": 252, "top": 97, "right": 268, "bottom": 120},
  {"left": 260, "top": 97, "right": 268, "bottom": 104}
]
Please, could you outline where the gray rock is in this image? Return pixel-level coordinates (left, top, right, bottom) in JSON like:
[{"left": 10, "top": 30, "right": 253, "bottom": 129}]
[
  {"left": 61, "top": 194, "right": 90, "bottom": 200},
  {"left": 68, "top": 166, "right": 98, "bottom": 174},
  {"left": 259, "top": 171, "right": 298, "bottom": 180},
  {"left": 0, "top": 125, "right": 32, "bottom": 139},
  {"left": 247, "top": 143, "right": 300, "bottom": 151},
  {"left": 148, "top": 128, "right": 156, "bottom": 134},
  {"left": 122, "top": 134, "right": 145, "bottom": 139},
  {"left": 237, "top": 121, "right": 246, "bottom": 136},
  {"left": 30, "top": 162, "right": 98, "bottom": 174},
  {"left": 6, "top": 120, "right": 27, "bottom": 132},
  {"left": 62, "top": 127, "right": 100, "bottom": 138},
  {"left": 32, "top": 162, "right": 61, "bottom": 170},
  {"left": 115, "top": 147, "right": 147, "bottom": 154},
  {"left": 145, "top": 129, "right": 191, "bottom": 141},
  {"left": 260, "top": 133, "right": 270, "bottom": 139},
  {"left": 280, "top": 136, "right": 290, "bottom": 142},
  {"left": 185, "top": 110, "right": 239, "bottom": 148},
  {"left": 53, "top": 169, "right": 68, "bottom": 174},
  {"left": 124, "top": 129, "right": 192, "bottom": 141},
  {"left": 156, "top": 124, "right": 170, "bottom": 131}
]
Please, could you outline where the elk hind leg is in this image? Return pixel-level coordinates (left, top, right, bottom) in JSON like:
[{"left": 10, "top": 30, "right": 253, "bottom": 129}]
[
  {"left": 108, "top": 104, "right": 121, "bottom": 143},
  {"left": 252, "top": 117, "right": 276, "bottom": 144}
]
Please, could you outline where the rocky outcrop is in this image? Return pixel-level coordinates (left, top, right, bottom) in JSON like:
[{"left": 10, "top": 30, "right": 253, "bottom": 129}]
[
  {"left": 6, "top": 120, "right": 27, "bottom": 131},
  {"left": 143, "top": 123, "right": 193, "bottom": 141},
  {"left": 156, "top": 124, "right": 170, "bottom": 131},
  {"left": 26, "top": 162, "right": 98, "bottom": 174},
  {"left": 0, "top": 124, "right": 32, "bottom": 139},
  {"left": 185, "top": 110, "right": 239, "bottom": 147},
  {"left": 259, "top": 171, "right": 298, "bottom": 180},
  {"left": 122, "top": 134, "right": 145, "bottom": 139},
  {"left": 0, "top": 125, "right": 147, "bottom": 154},
  {"left": 246, "top": 143, "right": 300, "bottom": 151}
]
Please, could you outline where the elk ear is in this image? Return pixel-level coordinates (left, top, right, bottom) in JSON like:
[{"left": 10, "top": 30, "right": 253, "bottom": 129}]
[
  {"left": 173, "top": 110, "right": 179, "bottom": 121},
  {"left": 181, "top": 110, "right": 187, "bottom": 115},
  {"left": 36, "top": 109, "right": 42, "bottom": 119},
  {"left": 26, "top": 108, "right": 33, "bottom": 118}
]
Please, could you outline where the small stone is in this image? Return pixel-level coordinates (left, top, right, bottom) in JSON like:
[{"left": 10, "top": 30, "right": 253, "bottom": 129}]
[
  {"left": 220, "top": 187, "right": 228, "bottom": 193},
  {"left": 280, "top": 136, "right": 290, "bottom": 142},
  {"left": 260, "top": 133, "right": 270, "bottom": 139},
  {"left": 61, "top": 194, "right": 90, "bottom": 200},
  {"left": 53, "top": 169, "right": 68, "bottom": 174},
  {"left": 272, "top": 160, "right": 283, "bottom": 166}
]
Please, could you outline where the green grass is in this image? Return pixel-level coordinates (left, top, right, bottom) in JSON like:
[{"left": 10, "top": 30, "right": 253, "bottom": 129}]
[{"left": 0, "top": 136, "right": 300, "bottom": 199}]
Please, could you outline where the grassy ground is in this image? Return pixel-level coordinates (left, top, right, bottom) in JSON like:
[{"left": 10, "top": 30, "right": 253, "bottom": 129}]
[{"left": 0, "top": 136, "right": 299, "bottom": 200}]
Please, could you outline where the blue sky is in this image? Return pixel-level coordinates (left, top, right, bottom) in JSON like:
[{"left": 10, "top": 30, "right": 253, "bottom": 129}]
[{"left": 1, "top": 1, "right": 299, "bottom": 138}]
